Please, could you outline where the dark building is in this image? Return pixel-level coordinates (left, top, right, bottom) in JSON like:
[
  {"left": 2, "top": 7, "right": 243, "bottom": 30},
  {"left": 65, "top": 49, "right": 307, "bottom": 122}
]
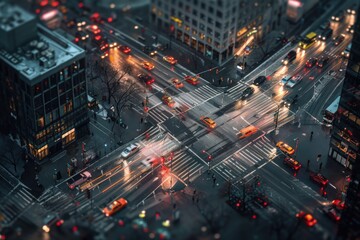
[
  {"left": 329, "top": 6, "right": 360, "bottom": 240},
  {"left": 0, "top": 3, "right": 88, "bottom": 162}
]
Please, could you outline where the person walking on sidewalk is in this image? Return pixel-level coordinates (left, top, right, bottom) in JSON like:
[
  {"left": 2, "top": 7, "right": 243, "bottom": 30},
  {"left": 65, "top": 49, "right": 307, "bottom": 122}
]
[
  {"left": 319, "top": 162, "right": 323, "bottom": 172},
  {"left": 307, "top": 159, "right": 310, "bottom": 171},
  {"left": 310, "top": 131, "right": 313, "bottom": 141}
]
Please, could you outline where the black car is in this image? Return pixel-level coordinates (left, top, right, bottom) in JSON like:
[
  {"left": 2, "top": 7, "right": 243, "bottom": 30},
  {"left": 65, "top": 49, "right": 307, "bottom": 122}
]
[
  {"left": 318, "top": 28, "right": 333, "bottom": 41},
  {"left": 137, "top": 73, "right": 155, "bottom": 85},
  {"left": 282, "top": 94, "right": 298, "bottom": 108},
  {"left": 305, "top": 58, "right": 318, "bottom": 68},
  {"left": 282, "top": 50, "right": 297, "bottom": 65},
  {"left": 331, "top": 11, "right": 344, "bottom": 22},
  {"left": 253, "top": 76, "right": 266, "bottom": 86},
  {"left": 333, "top": 34, "right": 345, "bottom": 46},
  {"left": 241, "top": 87, "right": 255, "bottom": 100},
  {"left": 317, "top": 56, "right": 329, "bottom": 68},
  {"left": 143, "top": 45, "right": 157, "bottom": 57}
]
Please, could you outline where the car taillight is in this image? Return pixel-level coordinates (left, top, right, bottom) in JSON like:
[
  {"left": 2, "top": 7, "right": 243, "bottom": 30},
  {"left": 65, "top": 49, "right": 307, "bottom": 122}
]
[{"left": 56, "top": 219, "right": 64, "bottom": 227}]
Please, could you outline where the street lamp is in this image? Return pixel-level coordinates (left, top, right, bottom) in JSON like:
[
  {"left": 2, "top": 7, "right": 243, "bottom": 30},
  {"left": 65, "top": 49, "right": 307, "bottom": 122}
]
[{"left": 104, "top": 143, "right": 107, "bottom": 155}]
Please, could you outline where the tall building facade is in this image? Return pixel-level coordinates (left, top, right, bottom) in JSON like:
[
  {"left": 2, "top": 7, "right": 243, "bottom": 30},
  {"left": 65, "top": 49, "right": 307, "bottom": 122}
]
[
  {"left": 331, "top": 6, "right": 360, "bottom": 240},
  {"left": 0, "top": 3, "right": 88, "bottom": 162},
  {"left": 150, "top": 0, "right": 281, "bottom": 65}
]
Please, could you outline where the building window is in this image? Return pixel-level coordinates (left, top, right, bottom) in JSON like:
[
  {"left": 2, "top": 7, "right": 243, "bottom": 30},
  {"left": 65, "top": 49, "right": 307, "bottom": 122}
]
[
  {"left": 34, "top": 83, "right": 42, "bottom": 95},
  {"left": 216, "top": 10, "right": 223, "bottom": 18},
  {"left": 199, "top": 23, "right": 205, "bottom": 31},
  {"left": 192, "top": 9, "right": 197, "bottom": 16},
  {"left": 62, "top": 128, "right": 75, "bottom": 145},
  {"left": 200, "top": 13, "right": 205, "bottom": 20},
  {"left": 215, "top": 21, "right": 221, "bottom": 28},
  {"left": 208, "top": 17, "right": 213, "bottom": 24},
  {"left": 207, "top": 27, "right": 213, "bottom": 35},
  {"left": 200, "top": 2, "right": 205, "bottom": 9},
  {"left": 38, "top": 116, "right": 45, "bottom": 128},
  {"left": 185, "top": 25, "right": 190, "bottom": 31},
  {"left": 37, "top": 145, "right": 49, "bottom": 160},
  {"left": 185, "top": 15, "right": 190, "bottom": 22},
  {"left": 192, "top": 19, "right": 197, "bottom": 27},
  {"left": 179, "top": 2, "right": 183, "bottom": 8},
  {"left": 207, "top": 37, "right": 212, "bottom": 44},
  {"left": 209, "top": 6, "right": 214, "bottom": 14},
  {"left": 192, "top": 29, "right": 197, "bottom": 35},
  {"left": 199, "top": 32, "right": 205, "bottom": 40}
]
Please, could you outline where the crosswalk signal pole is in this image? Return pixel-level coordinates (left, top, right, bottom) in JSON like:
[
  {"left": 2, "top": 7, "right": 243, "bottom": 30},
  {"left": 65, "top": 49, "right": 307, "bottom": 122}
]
[{"left": 274, "top": 105, "right": 280, "bottom": 135}]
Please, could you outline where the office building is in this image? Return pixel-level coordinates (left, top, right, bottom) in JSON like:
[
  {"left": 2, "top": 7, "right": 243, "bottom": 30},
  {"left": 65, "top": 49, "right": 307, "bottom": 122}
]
[
  {"left": 150, "top": 0, "right": 283, "bottom": 65},
  {"left": 0, "top": 3, "right": 88, "bottom": 162},
  {"left": 329, "top": 7, "right": 360, "bottom": 240}
]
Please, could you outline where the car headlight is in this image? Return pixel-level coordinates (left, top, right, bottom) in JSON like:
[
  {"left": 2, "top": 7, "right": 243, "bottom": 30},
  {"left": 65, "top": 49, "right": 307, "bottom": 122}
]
[
  {"left": 352, "top": 10, "right": 355, "bottom": 14},
  {"left": 336, "top": 17, "right": 339, "bottom": 21},
  {"left": 322, "top": 37, "right": 325, "bottom": 40},
  {"left": 331, "top": 16, "right": 335, "bottom": 20},
  {"left": 347, "top": 9, "right": 350, "bottom": 13}
]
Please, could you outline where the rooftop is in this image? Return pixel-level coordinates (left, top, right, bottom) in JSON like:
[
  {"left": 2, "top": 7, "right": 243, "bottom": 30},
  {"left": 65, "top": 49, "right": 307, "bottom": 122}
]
[
  {"left": 0, "top": 24, "right": 85, "bottom": 83},
  {"left": 0, "top": 2, "right": 35, "bottom": 32}
]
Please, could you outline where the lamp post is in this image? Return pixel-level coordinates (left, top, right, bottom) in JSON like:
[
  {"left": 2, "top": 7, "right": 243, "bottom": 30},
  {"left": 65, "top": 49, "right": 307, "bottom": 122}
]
[
  {"left": 274, "top": 104, "right": 281, "bottom": 135},
  {"left": 220, "top": 90, "right": 230, "bottom": 107}
]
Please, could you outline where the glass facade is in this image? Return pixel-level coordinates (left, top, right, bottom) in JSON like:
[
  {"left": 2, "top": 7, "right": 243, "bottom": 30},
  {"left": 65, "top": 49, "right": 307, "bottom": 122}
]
[
  {"left": 0, "top": 58, "right": 88, "bottom": 161},
  {"left": 333, "top": 8, "right": 360, "bottom": 240}
]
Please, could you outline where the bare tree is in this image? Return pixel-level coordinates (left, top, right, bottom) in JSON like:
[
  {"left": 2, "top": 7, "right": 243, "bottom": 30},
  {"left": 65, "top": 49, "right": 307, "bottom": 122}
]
[
  {"left": 196, "top": 200, "right": 229, "bottom": 234},
  {"left": 97, "top": 61, "right": 133, "bottom": 105},
  {"left": 0, "top": 141, "right": 20, "bottom": 177}
]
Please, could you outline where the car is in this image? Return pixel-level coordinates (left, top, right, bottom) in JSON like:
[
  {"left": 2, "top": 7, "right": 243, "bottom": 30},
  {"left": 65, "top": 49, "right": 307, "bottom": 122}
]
[
  {"left": 121, "top": 143, "right": 140, "bottom": 158},
  {"left": 305, "top": 57, "right": 318, "bottom": 68},
  {"left": 283, "top": 157, "right": 302, "bottom": 171},
  {"left": 137, "top": 74, "right": 155, "bottom": 85},
  {"left": 333, "top": 34, "right": 345, "bottom": 46},
  {"left": 253, "top": 195, "right": 269, "bottom": 208},
  {"left": 100, "top": 51, "right": 109, "bottom": 59},
  {"left": 332, "top": 199, "right": 345, "bottom": 210},
  {"left": 331, "top": 11, "right": 344, "bottom": 22},
  {"left": 143, "top": 45, "right": 157, "bottom": 57},
  {"left": 318, "top": 28, "right": 333, "bottom": 41},
  {"left": 109, "top": 41, "right": 118, "bottom": 48},
  {"left": 319, "top": 20, "right": 331, "bottom": 30},
  {"left": 280, "top": 75, "right": 291, "bottom": 86},
  {"left": 42, "top": 214, "right": 64, "bottom": 233},
  {"left": 200, "top": 116, "right": 216, "bottom": 129},
  {"left": 282, "top": 50, "right": 297, "bottom": 65},
  {"left": 309, "top": 172, "right": 329, "bottom": 186},
  {"left": 163, "top": 56, "right": 177, "bottom": 65},
  {"left": 347, "top": 4, "right": 357, "bottom": 15},
  {"left": 238, "top": 125, "right": 258, "bottom": 139},
  {"left": 296, "top": 211, "right": 317, "bottom": 227},
  {"left": 103, "top": 198, "right": 128, "bottom": 217},
  {"left": 162, "top": 95, "right": 175, "bottom": 108},
  {"left": 66, "top": 19, "right": 76, "bottom": 28},
  {"left": 67, "top": 171, "right": 92, "bottom": 190},
  {"left": 119, "top": 45, "right": 131, "bottom": 54},
  {"left": 346, "top": 25, "right": 354, "bottom": 34},
  {"left": 282, "top": 94, "right": 298, "bottom": 108},
  {"left": 185, "top": 75, "right": 200, "bottom": 85},
  {"left": 75, "top": 31, "right": 89, "bottom": 42},
  {"left": 323, "top": 206, "right": 341, "bottom": 221},
  {"left": 171, "top": 78, "right": 184, "bottom": 88},
  {"left": 342, "top": 43, "right": 352, "bottom": 58},
  {"left": 142, "top": 61, "right": 155, "bottom": 71},
  {"left": 286, "top": 75, "right": 302, "bottom": 88},
  {"left": 276, "top": 141, "right": 295, "bottom": 155},
  {"left": 316, "top": 56, "right": 329, "bottom": 68},
  {"left": 141, "top": 157, "right": 159, "bottom": 169},
  {"left": 253, "top": 76, "right": 266, "bottom": 86},
  {"left": 241, "top": 86, "right": 255, "bottom": 100}
]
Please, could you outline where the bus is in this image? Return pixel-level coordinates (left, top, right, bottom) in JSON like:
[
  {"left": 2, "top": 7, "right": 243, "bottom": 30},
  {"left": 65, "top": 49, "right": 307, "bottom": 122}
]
[
  {"left": 323, "top": 96, "right": 340, "bottom": 124},
  {"left": 298, "top": 32, "right": 317, "bottom": 50}
]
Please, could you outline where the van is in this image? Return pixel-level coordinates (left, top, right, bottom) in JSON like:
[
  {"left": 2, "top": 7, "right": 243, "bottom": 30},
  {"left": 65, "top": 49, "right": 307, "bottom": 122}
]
[{"left": 238, "top": 125, "right": 258, "bottom": 139}]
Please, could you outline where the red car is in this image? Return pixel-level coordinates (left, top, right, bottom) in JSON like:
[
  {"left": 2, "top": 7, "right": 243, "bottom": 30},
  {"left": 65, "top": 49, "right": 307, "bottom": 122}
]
[
  {"left": 305, "top": 58, "right": 318, "bottom": 68},
  {"left": 296, "top": 211, "right": 317, "bottom": 227},
  {"left": 323, "top": 206, "right": 341, "bottom": 221},
  {"left": 309, "top": 172, "right": 329, "bottom": 186},
  {"left": 137, "top": 74, "right": 155, "bottom": 85},
  {"left": 283, "top": 157, "right": 302, "bottom": 171},
  {"left": 119, "top": 45, "right": 131, "bottom": 54},
  {"left": 332, "top": 199, "right": 345, "bottom": 210}
]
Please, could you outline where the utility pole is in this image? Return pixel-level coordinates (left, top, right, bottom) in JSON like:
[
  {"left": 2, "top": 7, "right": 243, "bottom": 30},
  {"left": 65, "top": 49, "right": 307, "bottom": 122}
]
[{"left": 274, "top": 104, "right": 280, "bottom": 135}]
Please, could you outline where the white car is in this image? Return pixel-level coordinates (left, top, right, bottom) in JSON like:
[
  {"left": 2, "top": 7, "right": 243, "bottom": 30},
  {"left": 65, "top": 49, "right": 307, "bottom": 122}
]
[
  {"left": 280, "top": 75, "right": 291, "bottom": 86},
  {"left": 286, "top": 75, "right": 303, "bottom": 88},
  {"left": 121, "top": 143, "right": 140, "bottom": 158}
]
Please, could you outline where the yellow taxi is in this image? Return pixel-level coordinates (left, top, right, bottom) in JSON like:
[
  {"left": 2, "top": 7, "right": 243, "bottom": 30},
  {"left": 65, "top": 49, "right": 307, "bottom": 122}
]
[
  {"left": 185, "top": 76, "right": 200, "bottom": 85},
  {"left": 163, "top": 56, "right": 177, "bottom": 65},
  {"left": 200, "top": 116, "right": 216, "bottom": 129},
  {"left": 276, "top": 141, "right": 295, "bottom": 155},
  {"left": 142, "top": 61, "right": 155, "bottom": 71},
  {"left": 162, "top": 95, "right": 175, "bottom": 108},
  {"left": 103, "top": 198, "right": 128, "bottom": 217},
  {"left": 171, "top": 78, "right": 184, "bottom": 88}
]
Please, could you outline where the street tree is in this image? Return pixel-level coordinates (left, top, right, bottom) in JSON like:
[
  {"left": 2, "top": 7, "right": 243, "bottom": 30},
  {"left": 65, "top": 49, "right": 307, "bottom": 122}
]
[{"left": 0, "top": 140, "right": 20, "bottom": 177}]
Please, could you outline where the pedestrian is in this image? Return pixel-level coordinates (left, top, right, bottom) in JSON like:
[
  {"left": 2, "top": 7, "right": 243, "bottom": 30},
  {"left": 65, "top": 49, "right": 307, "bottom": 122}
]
[
  {"left": 310, "top": 131, "right": 313, "bottom": 141},
  {"left": 192, "top": 195, "right": 195, "bottom": 203},
  {"left": 213, "top": 177, "right": 216, "bottom": 186},
  {"left": 193, "top": 189, "right": 196, "bottom": 196},
  {"left": 319, "top": 162, "right": 323, "bottom": 172},
  {"left": 196, "top": 196, "right": 199, "bottom": 205},
  {"left": 307, "top": 160, "right": 310, "bottom": 171}
]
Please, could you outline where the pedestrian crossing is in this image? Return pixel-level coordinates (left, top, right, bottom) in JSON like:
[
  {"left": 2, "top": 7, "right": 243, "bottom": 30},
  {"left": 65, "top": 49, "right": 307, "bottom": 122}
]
[
  {"left": 175, "top": 85, "right": 221, "bottom": 110},
  {"left": 226, "top": 83, "right": 248, "bottom": 100},
  {"left": 213, "top": 136, "right": 276, "bottom": 181},
  {"left": 165, "top": 150, "right": 205, "bottom": 183},
  {"left": 147, "top": 107, "right": 173, "bottom": 124},
  {"left": 0, "top": 184, "right": 36, "bottom": 227}
]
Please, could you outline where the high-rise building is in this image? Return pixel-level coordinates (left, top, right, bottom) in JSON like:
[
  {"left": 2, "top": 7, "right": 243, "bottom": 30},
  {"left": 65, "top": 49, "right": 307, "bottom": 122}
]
[
  {"left": 0, "top": 3, "right": 88, "bottom": 162},
  {"left": 150, "top": 0, "right": 283, "bottom": 65},
  {"left": 329, "top": 6, "right": 360, "bottom": 240}
]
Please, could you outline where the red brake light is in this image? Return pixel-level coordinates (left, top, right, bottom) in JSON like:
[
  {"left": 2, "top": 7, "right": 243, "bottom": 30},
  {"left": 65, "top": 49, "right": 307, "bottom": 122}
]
[
  {"left": 78, "top": 2, "right": 84, "bottom": 8},
  {"left": 39, "top": 0, "right": 48, "bottom": 7},
  {"left": 72, "top": 226, "right": 78, "bottom": 233},
  {"left": 74, "top": 37, "right": 79, "bottom": 42},
  {"left": 95, "top": 35, "right": 102, "bottom": 41},
  {"left": 51, "top": 1, "right": 59, "bottom": 7},
  {"left": 35, "top": 9, "right": 41, "bottom": 14},
  {"left": 252, "top": 214, "right": 257, "bottom": 219},
  {"left": 107, "top": 17, "right": 113, "bottom": 23},
  {"left": 56, "top": 219, "right": 64, "bottom": 227}
]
